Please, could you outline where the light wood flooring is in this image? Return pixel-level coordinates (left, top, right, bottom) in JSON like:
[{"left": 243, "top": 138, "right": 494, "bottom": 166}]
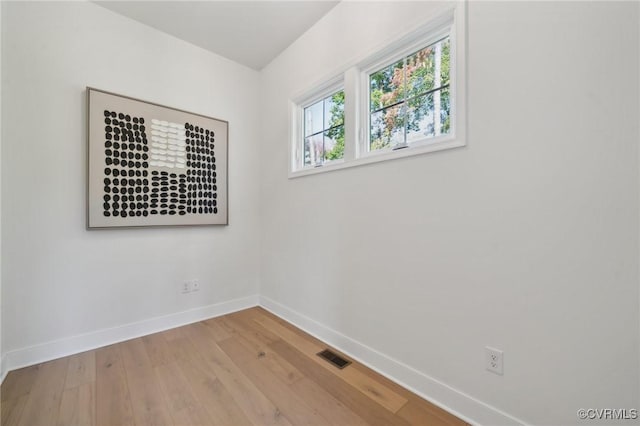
[{"left": 1, "top": 307, "right": 466, "bottom": 426}]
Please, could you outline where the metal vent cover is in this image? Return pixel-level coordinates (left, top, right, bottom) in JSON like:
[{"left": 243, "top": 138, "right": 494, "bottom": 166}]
[{"left": 317, "top": 349, "right": 351, "bottom": 369}]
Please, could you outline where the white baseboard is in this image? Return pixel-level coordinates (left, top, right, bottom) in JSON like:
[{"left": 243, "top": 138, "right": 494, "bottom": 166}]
[
  {"left": 1, "top": 294, "right": 259, "bottom": 382},
  {"left": 259, "top": 295, "right": 527, "bottom": 426}
]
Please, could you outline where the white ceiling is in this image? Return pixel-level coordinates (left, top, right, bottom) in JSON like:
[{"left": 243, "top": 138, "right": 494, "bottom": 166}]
[{"left": 95, "top": 1, "right": 339, "bottom": 70}]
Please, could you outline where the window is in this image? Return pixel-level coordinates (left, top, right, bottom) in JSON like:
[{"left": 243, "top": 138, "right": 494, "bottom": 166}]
[
  {"left": 290, "top": 5, "right": 466, "bottom": 177},
  {"left": 369, "top": 37, "right": 450, "bottom": 151},
  {"left": 303, "top": 91, "right": 345, "bottom": 167}
]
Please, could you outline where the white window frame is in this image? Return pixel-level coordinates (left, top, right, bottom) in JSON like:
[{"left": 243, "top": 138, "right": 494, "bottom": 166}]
[
  {"left": 289, "top": 4, "right": 466, "bottom": 178},
  {"left": 359, "top": 23, "right": 456, "bottom": 157},
  {"left": 290, "top": 77, "right": 345, "bottom": 171}
]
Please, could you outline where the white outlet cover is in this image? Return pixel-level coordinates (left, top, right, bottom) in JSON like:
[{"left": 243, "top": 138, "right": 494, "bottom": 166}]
[
  {"left": 192, "top": 280, "right": 200, "bottom": 291},
  {"left": 485, "top": 346, "right": 504, "bottom": 375}
]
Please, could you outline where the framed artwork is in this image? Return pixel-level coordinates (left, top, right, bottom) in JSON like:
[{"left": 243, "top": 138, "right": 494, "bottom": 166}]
[{"left": 87, "top": 87, "right": 228, "bottom": 228}]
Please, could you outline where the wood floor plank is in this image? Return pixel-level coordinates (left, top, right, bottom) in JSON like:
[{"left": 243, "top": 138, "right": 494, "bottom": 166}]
[
  {"left": 64, "top": 351, "right": 96, "bottom": 389},
  {"left": 17, "top": 358, "right": 68, "bottom": 426},
  {"left": 209, "top": 314, "right": 239, "bottom": 337},
  {"left": 270, "top": 339, "right": 411, "bottom": 426},
  {"left": 183, "top": 322, "right": 292, "bottom": 426},
  {"left": 162, "top": 327, "right": 252, "bottom": 425},
  {"left": 254, "top": 306, "right": 466, "bottom": 424},
  {"left": 290, "top": 377, "right": 371, "bottom": 426},
  {"left": 224, "top": 329, "right": 368, "bottom": 425},
  {"left": 201, "top": 317, "right": 232, "bottom": 341},
  {"left": 57, "top": 383, "right": 95, "bottom": 426},
  {"left": 95, "top": 344, "right": 135, "bottom": 426},
  {"left": 209, "top": 316, "right": 267, "bottom": 353},
  {"left": 397, "top": 399, "right": 468, "bottom": 426},
  {"left": 172, "top": 345, "right": 253, "bottom": 426},
  {"left": 228, "top": 310, "right": 283, "bottom": 344},
  {"left": 341, "top": 366, "right": 409, "bottom": 413},
  {"left": 141, "top": 332, "right": 174, "bottom": 367},
  {"left": 242, "top": 339, "right": 304, "bottom": 386},
  {"left": 349, "top": 362, "right": 468, "bottom": 426},
  {"left": 217, "top": 318, "right": 303, "bottom": 385},
  {"left": 253, "top": 313, "right": 408, "bottom": 413},
  {"left": 161, "top": 325, "right": 185, "bottom": 343},
  {"left": 1, "top": 364, "right": 40, "bottom": 402},
  {"left": 218, "top": 336, "right": 329, "bottom": 425},
  {"left": 214, "top": 314, "right": 281, "bottom": 351},
  {"left": 1, "top": 395, "right": 29, "bottom": 426},
  {"left": 212, "top": 308, "right": 280, "bottom": 346},
  {"left": 118, "top": 338, "right": 173, "bottom": 426},
  {"left": 154, "top": 361, "right": 212, "bottom": 426},
  {"left": 251, "top": 307, "right": 308, "bottom": 336},
  {"left": 162, "top": 334, "right": 202, "bottom": 365}
]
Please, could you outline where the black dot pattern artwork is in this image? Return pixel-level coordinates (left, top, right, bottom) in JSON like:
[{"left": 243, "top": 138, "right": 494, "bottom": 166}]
[
  {"left": 103, "top": 110, "right": 149, "bottom": 218},
  {"left": 102, "top": 112, "right": 218, "bottom": 219},
  {"left": 149, "top": 171, "right": 187, "bottom": 216},
  {"left": 89, "top": 89, "right": 228, "bottom": 228},
  {"left": 185, "top": 123, "right": 218, "bottom": 215}
]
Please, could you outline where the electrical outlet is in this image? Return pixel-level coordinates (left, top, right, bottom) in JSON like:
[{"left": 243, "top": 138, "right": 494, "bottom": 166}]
[
  {"left": 181, "top": 281, "right": 192, "bottom": 294},
  {"left": 485, "top": 346, "right": 503, "bottom": 375},
  {"left": 191, "top": 280, "right": 200, "bottom": 292}
]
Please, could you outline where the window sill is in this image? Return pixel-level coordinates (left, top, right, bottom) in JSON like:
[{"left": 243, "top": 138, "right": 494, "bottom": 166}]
[{"left": 289, "top": 138, "right": 465, "bottom": 179}]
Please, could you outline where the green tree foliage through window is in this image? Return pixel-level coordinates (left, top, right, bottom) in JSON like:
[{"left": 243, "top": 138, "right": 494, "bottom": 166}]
[
  {"left": 370, "top": 37, "right": 450, "bottom": 150},
  {"left": 303, "top": 90, "right": 344, "bottom": 166},
  {"left": 324, "top": 91, "right": 345, "bottom": 161}
]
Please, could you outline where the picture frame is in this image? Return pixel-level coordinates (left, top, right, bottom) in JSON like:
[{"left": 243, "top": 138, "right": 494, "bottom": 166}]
[{"left": 87, "top": 87, "right": 228, "bottom": 228}]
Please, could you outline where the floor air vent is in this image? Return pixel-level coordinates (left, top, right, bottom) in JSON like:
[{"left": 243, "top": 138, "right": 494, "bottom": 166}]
[{"left": 317, "top": 349, "right": 351, "bottom": 369}]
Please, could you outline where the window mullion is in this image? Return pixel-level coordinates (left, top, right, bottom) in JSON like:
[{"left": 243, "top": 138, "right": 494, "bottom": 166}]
[
  {"left": 343, "top": 67, "right": 358, "bottom": 161},
  {"left": 403, "top": 56, "right": 408, "bottom": 145},
  {"left": 321, "top": 98, "right": 326, "bottom": 165}
]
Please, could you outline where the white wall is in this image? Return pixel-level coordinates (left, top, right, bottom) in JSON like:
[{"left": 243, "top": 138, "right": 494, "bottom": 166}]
[
  {"left": 260, "top": 2, "right": 640, "bottom": 425},
  {"left": 1, "top": 1, "right": 261, "bottom": 371}
]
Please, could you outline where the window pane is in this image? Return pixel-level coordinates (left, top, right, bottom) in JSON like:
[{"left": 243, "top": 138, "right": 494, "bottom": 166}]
[
  {"left": 406, "top": 93, "right": 435, "bottom": 142},
  {"left": 324, "top": 125, "right": 344, "bottom": 161},
  {"left": 406, "top": 88, "right": 451, "bottom": 143},
  {"left": 304, "top": 133, "right": 323, "bottom": 166},
  {"left": 439, "top": 38, "right": 450, "bottom": 87},
  {"left": 304, "top": 100, "right": 323, "bottom": 137},
  {"left": 370, "top": 104, "right": 404, "bottom": 150},
  {"left": 406, "top": 45, "right": 436, "bottom": 98},
  {"left": 324, "top": 91, "right": 344, "bottom": 129},
  {"left": 406, "top": 37, "right": 450, "bottom": 99},
  {"left": 438, "top": 87, "right": 451, "bottom": 135},
  {"left": 303, "top": 136, "right": 311, "bottom": 166},
  {"left": 370, "top": 58, "right": 405, "bottom": 111}
]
